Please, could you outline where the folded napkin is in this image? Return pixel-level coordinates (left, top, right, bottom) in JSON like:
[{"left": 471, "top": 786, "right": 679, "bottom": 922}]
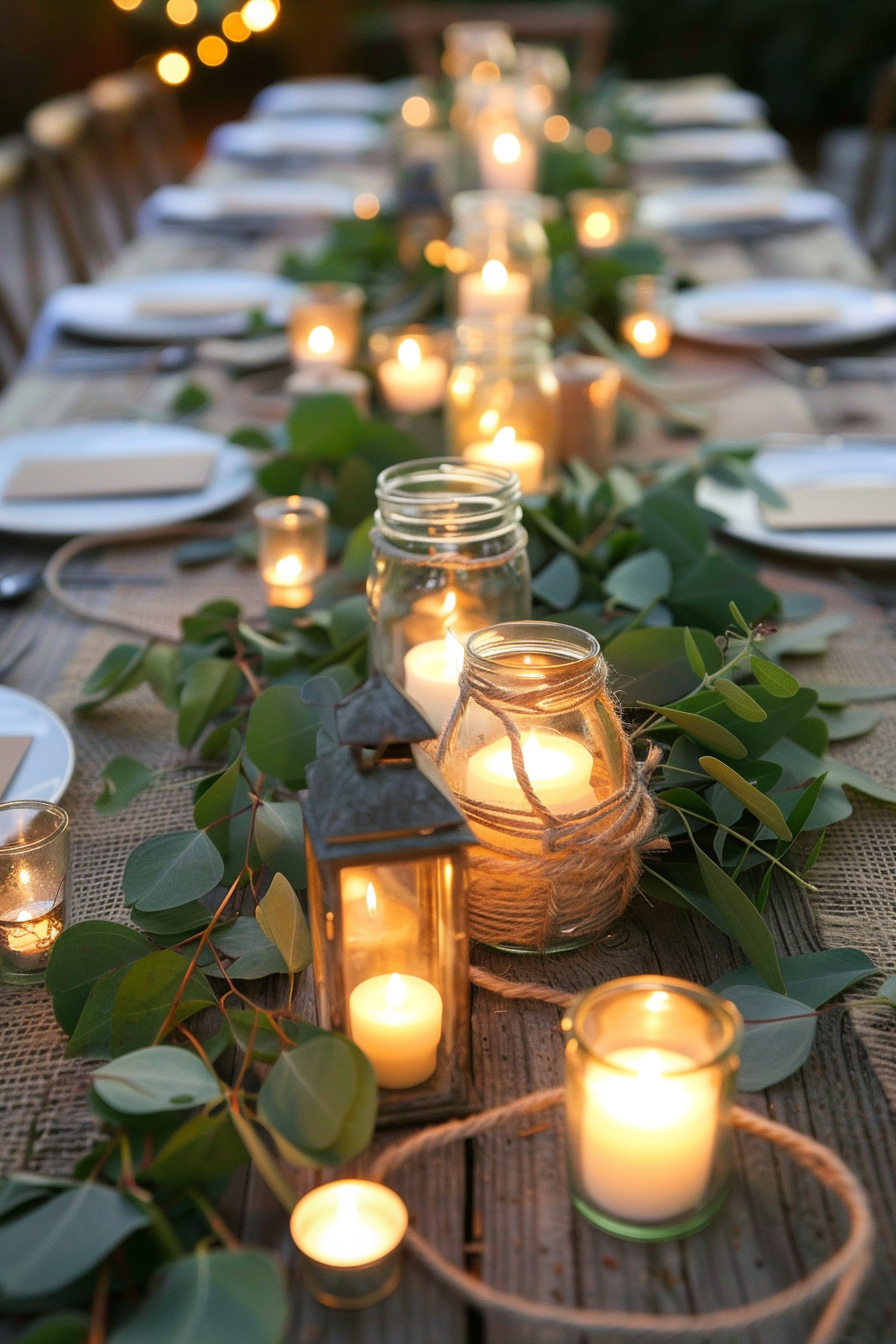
[
  {"left": 698, "top": 299, "right": 840, "bottom": 327},
  {"left": 0, "top": 738, "right": 32, "bottom": 797},
  {"left": 135, "top": 292, "right": 276, "bottom": 318},
  {"left": 762, "top": 479, "right": 896, "bottom": 530},
  {"left": 5, "top": 452, "right": 217, "bottom": 500}
]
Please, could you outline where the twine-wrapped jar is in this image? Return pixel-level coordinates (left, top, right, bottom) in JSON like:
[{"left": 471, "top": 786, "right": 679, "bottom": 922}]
[{"left": 434, "top": 622, "right": 655, "bottom": 953}]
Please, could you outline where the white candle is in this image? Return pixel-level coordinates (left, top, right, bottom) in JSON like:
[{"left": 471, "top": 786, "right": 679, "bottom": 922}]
[
  {"left": 341, "top": 875, "right": 418, "bottom": 961},
  {"left": 478, "top": 130, "right": 538, "bottom": 191},
  {"left": 291, "top": 1180, "right": 408, "bottom": 1268},
  {"left": 377, "top": 337, "right": 448, "bottom": 413},
  {"left": 262, "top": 553, "right": 311, "bottom": 608},
  {"left": 403, "top": 631, "right": 465, "bottom": 731},
  {"left": 349, "top": 972, "right": 443, "bottom": 1088},
  {"left": 466, "top": 728, "right": 595, "bottom": 815},
  {"left": 579, "top": 1046, "right": 718, "bottom": 1222},
  {"left": 463, "top": 426, "right": 545, "bottom": 493},
  {"left": 458, "top": 260, "right": 532, "bottom": 317}
]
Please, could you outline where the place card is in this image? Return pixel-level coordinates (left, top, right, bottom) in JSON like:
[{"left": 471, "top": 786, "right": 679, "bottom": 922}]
[
  {"left": 4, "top": 452, "right": 217, "bottom": 500},
  {"left": 0, "top": 738, "right": 32, "bottom": 797},
  {"left": 762, "top": 481, "right": 896, "bottom": 530}
]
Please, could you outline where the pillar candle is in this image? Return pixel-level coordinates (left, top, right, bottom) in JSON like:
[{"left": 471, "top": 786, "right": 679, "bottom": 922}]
[
  {"left": 462, "top": 426, "right": 544, "bottom": 494},
  {"left": 349, "top": 972, "right": 443, "bottom": 1088},
  {"left": 403, "top": 631, "right": 465, "bottom": 731},
  {"left": 478, "top": 130, "right": 538, "bottom": 192},
  {"left": 377, "top": 337, "right": 448, "bottom": 413}
]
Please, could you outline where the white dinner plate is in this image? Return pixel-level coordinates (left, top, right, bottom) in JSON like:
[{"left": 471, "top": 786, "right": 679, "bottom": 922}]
[
  {"left": 697, "top": 438, "right": 896, "bottom": 560},
  {"left": 672, "top": 278, "right": 896, "bottom": 349},
  {"left": 144, "top": 180, "right": 369, "bottom": 228},
  {"left": 210, "top": 116, "right": 389, "bottom": 161},
  {"left": 49, "top": 270, "right": 297, "bottom": 345},
  {"left": 637, "top": 186, "right": 845, "bottom": 237},
  {"left": 252, "top": 78, "right": 409, "bottom": 118},
  {"left": 625, "top": 89, "right": 766, "bottom": 128},
  {"left": 0, "top": 421, "right": 253, "bottom": 536},
  {"left": 0, "top": 686, "right": 74, "bottom": 805},
  {"left": 627, "top": 129, "right": 787, "bottom": 167}
]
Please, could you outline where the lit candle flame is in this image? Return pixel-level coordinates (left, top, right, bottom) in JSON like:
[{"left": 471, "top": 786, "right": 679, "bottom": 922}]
[
  {"left": 308, "top": 325, "right": 335, "bottom": 355},
  {"left": 493, "top": 425, "right": 516, "bottom": 450},
  {"left": 385, "top": 972, "right": 407, "bottom": 1012},
  {"left": 632, "top": 318, "right": 658, "bottom": 346},
  {"left": 274, "top": 555, "right": 303, "bottom": 582},
  {"left": 479, "top": 408, "right": 500, "bottom": 435},
  {"left": 335, "top": 1185, "right": 360, "bottom": 1237},
  {"left": 584, "top": 210, "right": 613, "bottom": 241},
  {"left": 646, "top": 990, "right": 670, "bottom": 1013},
  {"left": 487, "top": 730, "right": 576, "bottom": 783},
  {"left": 441, "top": 589, "right": 457, "bottom": 617},
  {"left": 397, "top": 337, "right": 422, "bottom": 370},
  {"left": 481, "top": 259, "right": 509, "bottom": 292},
  {"left": 493, "top": 132, "right": 522, "bottom": 164},
  {"left": 366, "top": 882, "right": 377, "bottom": 918}
]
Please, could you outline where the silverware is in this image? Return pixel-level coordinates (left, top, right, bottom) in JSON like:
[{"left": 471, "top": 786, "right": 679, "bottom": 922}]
[{"left": 43, "top": 345, "right": 193, "bottom": 376}]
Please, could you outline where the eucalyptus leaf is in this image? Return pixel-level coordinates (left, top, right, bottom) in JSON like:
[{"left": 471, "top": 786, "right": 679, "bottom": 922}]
[
  {"left": 806, "top": 683, "right": 896, "bottom": 707},
  {"left": 639, "top": 866, "right": 728, "bottom": 932},
  {"left": 130, "top": 902, "right": 215, "bottom": 936},
  {"left": 533, "top": 552, "right": 582, "bottom": 609},
  {"left": 641, "top": 703, "right": 747, "bottom": 758},
  {"left": 123, "top": 830, "right": 225, "bottom": 912},
  {"left": 18, "top": 1312, "right": 88, "bottom": 1344},
  {"left": 760, "top": 613, "right": 853, "bottom": 658},
  {"left": 603, "top": 548, "right": 671, "bottom": 610},
  {"left": 712, "top": 948, "right": 877, "bottom": 1008},
  {"left": 107, "top": 1249, "right": 288, "bottom": 1344},
  {"left": 258, "top": 1034, "right": 356, "bottom": 1154},
  {"left": 67, "top": 964, "right": 135, "bottom": 1060},
  {"left": 683, "top": 627, "right": 706, "bottom": 678},
  {"left": 698, "top": 757, "right": 791, "bottom": 840},
  {"left": 0, "top": 1185, "right": 149, "bottom": 1297},
  {"left": 95, "top": 756, "right": 157, "bottom": 815},
  {"left": 714, "top": 678, "right": 767, "bottom": 722},
  {"left": 212, "top": 942, "right": 288, "bottom": 979},
  {"left": 606, "top": 626, "right": 722, "bottom": 704},
  {"left": 211, "top": 916, "right": 271, "bottom": 959},
  {"left": 254, "top": 800, "right": 306, "bottom": 889},
  {"left": 46, "top": 923, "right": 154, "bottom": 1036},
  {"left": 637, "top": 489, "right": 708, "bottom": 568},
  {"left": 720, "top": 983, "right": 816, "bottom": 1091},
  {"left": 92, "top": 1046, "right": 222, "bottom": 1114},
  {"left": 178, "top": 659, "right": 243, "bottom": 750},
  {"left": 143, "top": 1111, "right": 248, "bottom": 1188},
  {"left": 329, "top": 592, "right": 370, "bottom": 646},
  {"left": 288, "top": 392, "right": 361, "bottom": 462},
  {"left": 174, "top": 538, "right": 236, "bottom": 568},
  {"left": 256, "top": 873, "right": 312, "bottom": 973},
  {"left": 669, "top": 552, "right": 775, "bottom": 632},
  {"left": 110, "top": 951, "right": 217, "bottom": 1054},
  {"left": 692, "top": 846, "right": 785, "bottom": 992},
  {"left": 819, "top": 755, "right": 896, "bottom": 807},
  {"left": 246, "top": 685, "right": 319, "bottom": 783},
  {"left": 816, "top": 707, "right": 882, "bottom": 741},
  {"left": 750, "top": 657, "right": 799, "bottom": 698},
  {"left": 876, "top": 973, "right": 896, "bottom": 1005},
  {"left": 77, "top": 643, "right": 148, "bottom": 712}
]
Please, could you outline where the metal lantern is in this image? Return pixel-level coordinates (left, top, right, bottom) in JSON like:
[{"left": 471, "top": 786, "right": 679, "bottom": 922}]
[{"left": 302, "top": 675, "right": 476, "bottom": 1125}]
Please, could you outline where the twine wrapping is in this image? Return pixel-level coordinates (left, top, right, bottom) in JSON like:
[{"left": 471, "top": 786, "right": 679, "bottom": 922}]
[
  {"left": 433, "top": 651, "right": 659, "bottom": 951},
  {"left": 369, "top": 1091, "right": 874, "bottom": 1344}
]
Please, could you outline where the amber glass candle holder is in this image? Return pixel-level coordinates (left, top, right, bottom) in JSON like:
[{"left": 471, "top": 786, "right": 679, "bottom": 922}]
[
  {"left": 291, "top": 1180, "right": 408, "bottom": 1308},
  {"left": 553, "top": 353, "right": 621, "bottom": 473},
  {"left": 618, "top": 274, "right": 674, "bottom": 358},
  {"left": 0, "top": 802, "right": 69, "bottom": 979},
  {"left": 568, "top": 188, "right": 635, "bottom": 251},
  {"left": 255, "top": 496, "right": 329, "bottom": 609},
  {"left": 368, "top": 327, "right": 451, "bottom": 415},
  {"left": 289, "top": 283, "right": 364, "bottom": 368},
  {"left": 565, "top": 977, "right": 742, "bottom": 1241}
]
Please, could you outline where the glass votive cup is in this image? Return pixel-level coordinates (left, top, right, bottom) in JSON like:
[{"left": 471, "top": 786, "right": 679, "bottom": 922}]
[
  {"left": 289, "top": 283, "right": 364, "bottom": 369},
  {"left": 368, "top": 327, "right": 451, "bottom": 415},
  {"left": 0, "top": 802, "right": 69, "bottom": 976},
  {"left": 255, "top": 496, "right": 329, "bottom": 609},
  {"left": 618, "top": 274, "right": 674, "bottom": 358},
  {"left": 568, "top": 188, "right": 635, "bottom": 251},
  {"left": 553, "top": 353, "right": 621, "bottom": 473},
  {"left": 290, "top": 1180, "right": 408, "bottom": 1309},
  {"left": 564, "top": 977, "right": 742, "bottom": 1242}
]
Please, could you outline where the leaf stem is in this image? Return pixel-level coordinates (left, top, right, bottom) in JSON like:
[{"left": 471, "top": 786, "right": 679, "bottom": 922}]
[
  {"left": 87, "top": 1258, "right": 111, "bottom": 1344},
  {"left": 658, "top": 799, "right": 818, "bottom": 891},
  {"left": 187, "top": 1186, "right": 242, "bottom": 1250}
]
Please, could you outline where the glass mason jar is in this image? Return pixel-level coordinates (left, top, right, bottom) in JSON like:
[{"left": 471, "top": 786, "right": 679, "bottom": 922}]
[
  {"left": 367, "top": 460, "right": 531, "bottom": 729},
  {"left": 618, "top": 273, "right": 673, "bottom": 358},
  {"left": 437, "top": 622, "right": 632, "bottom": 952},
  {"left": 0, "top": 802, "right": 69, "bottom": 977},
  {"left": 449, "top": 190, "right": 550, "bottom": 318},
  {"left": 255, "top": 496, "right": 329, "bottom": 609},
  {"left": 564, "top": 977, "right": 742, "bottom": 1241},
  {"left": 447, "top": 314, "right": 560, "bottom": 494}
]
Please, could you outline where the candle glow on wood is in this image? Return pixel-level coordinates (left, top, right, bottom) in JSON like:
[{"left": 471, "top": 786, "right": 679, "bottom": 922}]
[
  {"left": 349, "top": 972, "right": 443, "bottom": 1088},
  {"left": 462, "top": 425, "right": 545, "bottom": 493},
  {"left": 377, "top": 337, "right": 448, "bottom": 413}
]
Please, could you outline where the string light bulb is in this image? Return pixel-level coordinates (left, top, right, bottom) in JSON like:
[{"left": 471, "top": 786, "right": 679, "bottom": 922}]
[
  {"left": 241, "top": 0, "right": 279, "bottom": 32},
  {"left": 166, "top": 0, "right": 197, "bottom": 23},
  {"left": 157, "top": 51, "right": 191, "bottom": 85},
  {"left": 197, "top": 34, "right": 228, "bottom": 65}
]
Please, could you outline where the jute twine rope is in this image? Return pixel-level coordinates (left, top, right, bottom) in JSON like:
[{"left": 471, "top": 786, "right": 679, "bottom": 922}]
[
  {"left": 369, "top": 1090, "right": 874, "bottom": 1344},
  {"left": 434, "top": 655, "right": 659, "bottom": 950}
]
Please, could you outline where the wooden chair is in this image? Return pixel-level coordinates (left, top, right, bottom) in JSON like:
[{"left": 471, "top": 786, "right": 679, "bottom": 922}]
[
  {"left": 818, "top": 57, "right": 896, "bottom": 260},
  {"left": 392, "top": 4, "right": 614, "bottom": 89},
  {"left": 89, "top": 71, "right": 188, "bottom": 198}
]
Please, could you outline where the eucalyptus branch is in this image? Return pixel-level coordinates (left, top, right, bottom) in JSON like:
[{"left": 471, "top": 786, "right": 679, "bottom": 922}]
[
  {"left": 187, "top": 1187, "right": 241, "bottom": 1251},
  {"left": 658, "top": 798, "right": 819, "bottom": 891},
  {"left": 154, "top": 876, "right": 244, "bottom": 1044},
  {"left": 87, "top": 1258, "right": 111, "bottom": 1344}
]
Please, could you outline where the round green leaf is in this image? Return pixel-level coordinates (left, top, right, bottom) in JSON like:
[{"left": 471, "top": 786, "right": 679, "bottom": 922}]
[
  {"left": 178, "top": 658, "right": 243, "bottom": 749},
  {"left": 255, "top": 873, "right": 312, "bottom": 973},
  {"left": 603, "top": 548, "right": 671, "bottom": 611},
  {"left": 46, "top": 922, "right": 154, "bottom": 1036},
  {"left": 255, "top": 800, "right": 306, "bottom": 889},
  {"left": 258, "top": 1034, "right": 356, "bottom": 1154},
  {"left": 92, "top": 1046, "right": 222, "bottom": 1114},
  {"left": 110, "top": 951, "right": 217, "bottom": 1055},
  {"left": 123, "top": 830, "right": 225, "bottom": 912},
  {"left": 245, "top": 685, "right": 319, "bottom": 781},
  {"left": 721, "top": 984, "right": 817, "bottom": 1091},
  {"left": 143, "top": 1112, "right": 248, "bottom": 1188}
]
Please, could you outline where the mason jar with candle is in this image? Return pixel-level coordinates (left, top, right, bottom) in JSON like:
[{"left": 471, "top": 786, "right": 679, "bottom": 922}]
[
  {"left": 368, "top": 327, "right": 451, "bottom": 415},
  {"left": 619, "top": 273, "right": 674, "bottom": 359},
  {"left": 289, "top": 283, "right": 364, "bottom": 369},
  {"left": 568, "top": 188, "right": 635, "bottom": 251},
  {"left": 435, "top": 622, "right": 652, "bottom": 952},
  {"left": 0, "top": 802, "right": 69, "bottom": 979},
  {"left": 475, "top": 96, "right": 539, "bottom": 193},
  {"left": 301, "top": 674, "right": 476, "bottom": 1124},
  {"left": 447, "top": 313, "right": 559, "bottom": 493},
  {"left": 368, "top": 459, "right": 531, "bottom": 730},
  {"left": 449, "top": 190, "right": 550, "bottom": 318},
  {"left": 564, "top": 977, "right": 742, "bottom": 1240},
  {"left": 255, "top": 496, "right": 329, "bottom": 609}
]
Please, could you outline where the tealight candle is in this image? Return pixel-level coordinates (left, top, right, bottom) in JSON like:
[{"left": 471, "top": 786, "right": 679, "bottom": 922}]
[
  {"left": 377, "top": 336, "right": 448, "bottom": 413},
  {"left": 462, "top": 425, "right": 545, "bottom": 494},
  {"left": 619, "top": 274, "right": 673, "bottom": 359},
  {"left": 341, "top": 874, "right": 418, "bottom": 980},
  {"left": 568, "top": 189, "right": 635, "bottom": 252},
  {"left": 478, "top": 128, "right": 538, "bottom": 192},
  {"left": 403, "top": 630, "right": 465, "bottom": 731},
  {"left": 458, "top": 260, "right": 532, "bottom": 317},
  {"left": 254, "top": 496, "right": 329, "bottom": 609},
  {"left": 291, "top": 1180, "right": 409, "bottom": 1309},
  {"left": 289, "top": 283, "right": 364, "bottom": 368},
  {"left": 565, "top": 977, "right": 742, "bottom": 1240},
  {"left": 0, "top": 803, "right": 69, "bottom": 977},
  {"left": 349, "top": 972, "right": 443, "bottom": 1088}
]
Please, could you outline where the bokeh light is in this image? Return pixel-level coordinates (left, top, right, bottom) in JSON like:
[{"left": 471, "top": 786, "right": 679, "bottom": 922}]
[
  {"left": 157, "top": 52, "right": 191, "bottom": 84},
  {"left": 493, "top": 132, "right": 522, "bottom": 164},
  {"left": 585, "top": 126, "right": 613, "bottom": 154},
  {"left": 112, "top": 0, "right": 142, "bottom": 10},
  {"left": 353, "top": 193, "right": 380, "bottom": 220},
  {"left": 424, "top": 239, "right": 449, "bottom": 267},
  {"left": 241, "top": 0, "right": 279, "bottom": 32},
  {"left": 402, "top": 95, "right": 434, "bottom": 128},
  {"left": 222, "top": 10, "right": 251, "bottom": 41},
  {"left": 471, "top": 60, "right": 501, "bottom": 86},
  {"left": 166, "top": 0, "right": 197, "bottom": 24},
  {"left": 197, "top": 34, "right": 228, "bottom": 65},
  {"left": 544, "top": 115, "right": 570, "bottom": 143}
]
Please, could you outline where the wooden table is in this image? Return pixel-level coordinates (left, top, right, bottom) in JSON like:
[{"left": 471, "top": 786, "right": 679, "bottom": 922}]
[{"left": 0, "top": 104, "right": 895, "bottom": 1344}]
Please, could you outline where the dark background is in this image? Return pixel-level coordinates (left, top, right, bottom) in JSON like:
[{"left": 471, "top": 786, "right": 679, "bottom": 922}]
[{"left": 1, "top": 0, "right": 895, "bottom": 151}]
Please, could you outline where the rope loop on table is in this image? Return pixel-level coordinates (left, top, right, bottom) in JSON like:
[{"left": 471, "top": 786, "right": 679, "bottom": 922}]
[{"left": 369, "top": 1091, "right": 873, "bottom": 1344}]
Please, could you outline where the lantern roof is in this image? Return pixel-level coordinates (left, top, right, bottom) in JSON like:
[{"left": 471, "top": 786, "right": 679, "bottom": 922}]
[{"left": 334, "top": 672, "right": 435, "bottom": 749}]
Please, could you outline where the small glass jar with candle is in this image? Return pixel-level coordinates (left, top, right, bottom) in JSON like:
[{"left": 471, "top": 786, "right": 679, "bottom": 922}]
[
  {"left": 436, "top": 622, "right": 639, "bottom": 953},
  {"left": 0, "top": 802, "right": 69, "bottom": 979},
  {"left": 255, "top": 496, "right": 329, "bottom": 609},
  {"left": 369, "top": 327, "right": 451, "bottom": 415},
  {"left": 291, "top": 1180, "right": 408, "bottom": 1308},
  {"left": 442, "top": 20, "right": 516, "bottom": 80},
  {"left": 302, "top": 674, "right": 476, "bottom": 1124},
  {"left": 564, "top": 977, "right": 742, "bottom": 1241},
  {"left": 553, "top": 353, "right": 621, "bottom": 473},
  {"left": 289, "top": 283, "right": 364, "bottom": 369},
  {"left": 447, "top": 313, "right": 560, "bottom": 493},
  {"left": 568, "top": 188, "right": 635, "bottom": 251},
  {"left": 516, "top": 44, "right": 571, "bottom": 95},
  {"left": 475, "top": 98, "right": 539, "bottom": 193},
  {"left": 449, "top": 190, "right": 550, "bottom": 318},
  {"left": 619, "top": 274, "right": 674, "bottom": 359},
  {"left": 368, "top": 459, "right": 531, "bottom": 729}
]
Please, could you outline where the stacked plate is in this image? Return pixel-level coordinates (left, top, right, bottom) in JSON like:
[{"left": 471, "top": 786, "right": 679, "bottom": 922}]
[
  {"left": 637, "top": 185, "right": 845, "bottom": 238},
  {"left": 209, "top": 115, "right": 389, "bottom": 162},
  {"left": 627, "top": 128, "right": 787, "bottom": 168},
  {"left": 672, "top": 278, "right": 896, "bottom": 349},
  {"left": 625, "top": 88, "right": 766, "bottom": 128},
  {"left": 252, "top": 78, "right": 409, "bottom": 118}
]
